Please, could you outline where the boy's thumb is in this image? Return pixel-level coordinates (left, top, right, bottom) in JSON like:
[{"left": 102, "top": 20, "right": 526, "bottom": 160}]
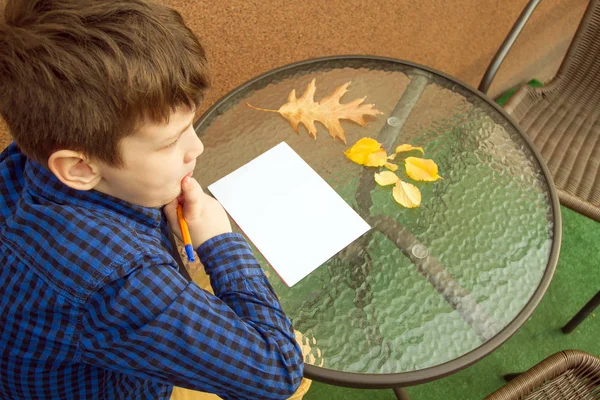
[{"left": 181, "top": 175, "right": 203, "bottom": 205}]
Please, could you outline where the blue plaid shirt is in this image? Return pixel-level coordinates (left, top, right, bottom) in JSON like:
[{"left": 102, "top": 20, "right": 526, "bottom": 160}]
[{"left": 0, "top": 143, "right": 303, "bottom": 399}]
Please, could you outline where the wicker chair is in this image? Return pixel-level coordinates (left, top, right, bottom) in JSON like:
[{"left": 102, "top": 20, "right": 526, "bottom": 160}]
[
  {"left": 484, "top": 351, "right": 600, "bottom": 400},
  {"left": 479, "top": 0, "right": 600, "bottom": 220},
  {"left": 479, "top": 0, "right": 600, "bottom": 333}
]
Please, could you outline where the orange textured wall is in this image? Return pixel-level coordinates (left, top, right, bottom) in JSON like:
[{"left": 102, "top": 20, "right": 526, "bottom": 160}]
[{"left": 0, "top": 0, "right": 589, "bottom": 150}]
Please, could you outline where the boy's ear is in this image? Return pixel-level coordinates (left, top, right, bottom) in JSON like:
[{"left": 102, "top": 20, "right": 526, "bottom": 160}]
[{"left": 47, "top": 150, "right": 102, "bottom": 191}]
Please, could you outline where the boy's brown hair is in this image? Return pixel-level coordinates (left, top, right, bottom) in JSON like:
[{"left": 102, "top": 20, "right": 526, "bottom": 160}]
[{"left": 0, "top": 0, "right": 210, "bottom": 167}]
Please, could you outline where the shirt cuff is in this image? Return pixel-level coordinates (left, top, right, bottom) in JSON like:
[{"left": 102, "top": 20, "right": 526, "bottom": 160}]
[{"left": 195, "top": 233, "right": 264, "bottom": 283}]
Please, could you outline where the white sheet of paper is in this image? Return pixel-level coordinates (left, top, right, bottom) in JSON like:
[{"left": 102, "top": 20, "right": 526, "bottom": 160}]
[{"left": 208, "top": 142, "right": 371, "bottom": 287}]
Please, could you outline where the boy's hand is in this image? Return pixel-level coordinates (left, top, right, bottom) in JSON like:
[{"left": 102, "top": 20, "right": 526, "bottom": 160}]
[{"left": 164, "top": 174, "right": 232, "bottom": 248}]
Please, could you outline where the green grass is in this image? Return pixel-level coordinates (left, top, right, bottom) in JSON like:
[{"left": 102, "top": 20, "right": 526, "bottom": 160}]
[
  {"left": 305, "top": 84, "right": 600, "bottom": 399},
  {"left": 495, "top": 79, "right": 544, "bottom": 107}
]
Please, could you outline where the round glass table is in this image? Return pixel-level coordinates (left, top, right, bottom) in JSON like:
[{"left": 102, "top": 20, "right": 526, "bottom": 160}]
[{"left": 193, "top": 56, "right": 561, "bottom": 393}]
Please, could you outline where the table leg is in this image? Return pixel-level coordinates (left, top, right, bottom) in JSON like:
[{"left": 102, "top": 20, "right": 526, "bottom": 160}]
[
  {"left": 349, "top": 78, "right": 503, "bottom": 342},
  {"left": 371, "top": 215, "right": 501, "bottom": 342},
  {"left": 561, "top": 290, "right": 600, "bottom": 333},
  {"left": 393, "top": 387, "right": 411, "bottom": 400}
]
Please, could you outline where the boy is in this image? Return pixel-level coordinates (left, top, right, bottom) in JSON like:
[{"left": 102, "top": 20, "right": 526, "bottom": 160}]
[{"left": 0, "top": 0, "right": 305, "bottom": 399}]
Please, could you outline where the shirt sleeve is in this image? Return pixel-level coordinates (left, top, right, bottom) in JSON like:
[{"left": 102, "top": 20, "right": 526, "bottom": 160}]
[{"left": 78, "top": 233, "right": 304, "bottom": 400}]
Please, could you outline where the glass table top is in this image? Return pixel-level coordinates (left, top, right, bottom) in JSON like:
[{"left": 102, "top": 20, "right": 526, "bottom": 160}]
[{"left": 193, "top": 57, "right": 560, "bottom": 384}]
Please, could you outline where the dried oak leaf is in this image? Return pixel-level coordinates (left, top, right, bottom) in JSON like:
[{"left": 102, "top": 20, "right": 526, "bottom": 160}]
[{"left": 246, "top": 78, "right": 382, "bottom": 143}]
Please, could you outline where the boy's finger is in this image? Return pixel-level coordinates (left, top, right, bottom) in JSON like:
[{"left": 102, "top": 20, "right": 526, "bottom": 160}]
[{"left": 181, "top": 175, "right": 204, "bottom": 204}]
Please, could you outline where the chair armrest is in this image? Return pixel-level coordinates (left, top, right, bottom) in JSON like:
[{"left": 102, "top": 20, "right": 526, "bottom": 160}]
[
  {"left": 478, "top": 0, "right": 542, "bottom": 94},
  {"left": 484, "top": 350, "right": 600, "bottom": 400}
]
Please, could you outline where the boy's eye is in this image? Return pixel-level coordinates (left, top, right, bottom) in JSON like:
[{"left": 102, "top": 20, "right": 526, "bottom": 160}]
[
  {"left": 165, "top": 133, "right": 184, "bottom": 148},
  {"left": 165, "top": 138, "right": 179, "bottom": 148}
]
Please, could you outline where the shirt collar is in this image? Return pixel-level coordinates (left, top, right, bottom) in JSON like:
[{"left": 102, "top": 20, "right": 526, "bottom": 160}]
[{"left": 23, "top": 158, "right": 163, "bottom": 229}]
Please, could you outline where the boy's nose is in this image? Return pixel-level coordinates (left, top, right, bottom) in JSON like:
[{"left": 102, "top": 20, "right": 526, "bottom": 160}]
[{"left": 184, "top": 134, "right": 204, "bottom": 163}]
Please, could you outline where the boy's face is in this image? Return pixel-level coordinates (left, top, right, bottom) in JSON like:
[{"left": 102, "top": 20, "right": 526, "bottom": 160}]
[{"left": 94, "top": 106, "right": 204, "bottom": 208}]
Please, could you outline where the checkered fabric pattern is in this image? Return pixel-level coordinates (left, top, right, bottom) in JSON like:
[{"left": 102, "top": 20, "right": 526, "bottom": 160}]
[{"left": 0, "top": 143, "right": 303, "bottom": 399}]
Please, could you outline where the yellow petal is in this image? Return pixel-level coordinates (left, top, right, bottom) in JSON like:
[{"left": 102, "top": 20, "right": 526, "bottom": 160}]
[
  {"left": 374, "top": 171, "right": 400, "bottom": 186},
  {"left": 395, "top": 144, "right": 424, "bottom": 155},
  {"left": 385, "top": 162, "right": 399, "bottom": 172},
  {"left": 392, "top": 180, "right": 422, "bottom": 208},
  {"left": 365, "top": 150, "right": 388, "bottom": 167},
  {"left": 387, "top": 153, "right": 396, "bottom": 160},
  {"left": 405, "top": 157, "right": 440, "bottom": 181},
  {"left": 344, "top": 138, "right": 384, "bottom": 166}
]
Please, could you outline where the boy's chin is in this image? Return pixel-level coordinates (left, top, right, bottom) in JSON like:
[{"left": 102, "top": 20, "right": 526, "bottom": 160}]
[
  {"left": 162, "top": 192, "right": 182, "bottom": 207},
  {"left": 131, "top": 193, "right": 178, "bottom": 209}
]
